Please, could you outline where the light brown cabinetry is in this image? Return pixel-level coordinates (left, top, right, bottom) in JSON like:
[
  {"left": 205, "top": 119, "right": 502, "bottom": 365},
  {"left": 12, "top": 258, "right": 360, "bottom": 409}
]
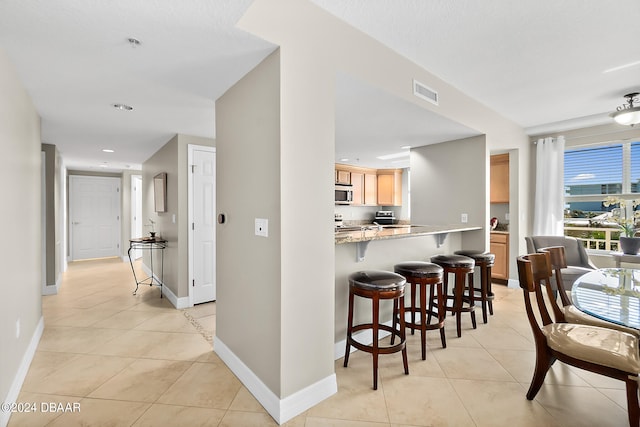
[
  {"left": 490, "top": 153, "right": 509, "bottom": 203},
  {"left": 336, "top": 164, "right": 400, "bottom": 206},
  {"left": 490, "top": 232, "right": 509, "bottom": 281},
  {"left": 336, "top": 168, "right": 351, "bottom": 185},
  {"left": 350, "top": 171, "right": 378, "bottom": 205},
  {"left": 377, "top": 169, "right": 403, "bottom": 206}
]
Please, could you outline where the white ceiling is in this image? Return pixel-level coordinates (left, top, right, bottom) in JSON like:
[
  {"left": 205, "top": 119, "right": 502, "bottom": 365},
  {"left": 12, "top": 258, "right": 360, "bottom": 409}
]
[{"left": 1, "top": 1, "right": 639, "bottom": 171}]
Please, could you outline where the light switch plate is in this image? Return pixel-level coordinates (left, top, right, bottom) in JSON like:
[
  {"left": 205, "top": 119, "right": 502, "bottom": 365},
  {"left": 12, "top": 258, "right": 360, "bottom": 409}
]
[
  {"left": 461, "top": 213, "right": 468, "bottom": 223},
  {"left": 255, "top": 218, "right": 268, "bottom": 237}
]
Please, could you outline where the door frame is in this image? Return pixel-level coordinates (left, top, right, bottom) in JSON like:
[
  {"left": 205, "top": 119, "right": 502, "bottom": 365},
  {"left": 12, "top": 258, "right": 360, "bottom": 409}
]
[
  {"left": 188, "top": 144, "right": 216, "bottom": 307},
  {"left": 130, "top": 174, "right": 143, "bottom": 259},
  {"left": 68, "top": 175, "right": 122, "bottom": 261}
]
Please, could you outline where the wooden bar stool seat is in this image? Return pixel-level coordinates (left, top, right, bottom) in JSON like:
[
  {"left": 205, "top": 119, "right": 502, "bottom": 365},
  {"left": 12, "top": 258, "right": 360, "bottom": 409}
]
[
  {"left": 392, "top": 261, "right": 446, "bottom": 360},
  {"left": 454, "top": 250, "right": 496, "bottom": 323},
  {"left": 430, "top": 254, "right": 476, "bottom": 337},
  {"left": 343, "top": 270, "right": 409, "bottom": 390}
]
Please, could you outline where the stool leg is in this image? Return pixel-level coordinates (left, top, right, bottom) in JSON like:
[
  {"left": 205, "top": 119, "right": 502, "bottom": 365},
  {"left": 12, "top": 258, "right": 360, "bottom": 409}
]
[
  {"left": 479, "top": 265, "right": 488, "bottom": 323},
  {"left": 372, "top": 294, "right": 380, "bottom": 390},
  {"left": 436, "top": 282, "right": 447, "bottom": 348},
  {"left": 454, "top": 270, "right": 463, "bottom": 337},
  {"left": 399, "top": 293, "right": 409, "bottom": 375},
  {"left": 487, "top": 265, "right": 494, "bottom": 316},
  {"left": 468, "top": 271, "right": 477, "bottom": 330},
  {"left": 419, "top": 283, "right": 427, "bottom": 360},
  {"left": 410, "top": 282, "right": 416, "bottom": 335},
  {"left": 391, "top": 297, "right": 398, "bottom": 345},
  {"left": 427, "top": 284, "right": 435, "bottom": 324},
  {"left": 344, "top": 290, "right": 354, "bottom": 367}
]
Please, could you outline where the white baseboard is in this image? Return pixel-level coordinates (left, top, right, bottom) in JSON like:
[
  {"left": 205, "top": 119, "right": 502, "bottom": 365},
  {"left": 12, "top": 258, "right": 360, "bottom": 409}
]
[
  {"left": 214, "top": 337, "right": 337, "bottom": 425},
  {"left": 1, "top": 317, "right": 44, "bottom": 427},
  {"left": 507, "top": 278, "right": 519, "bottom": 289},
  {"left": 140, "top": 263, "right": 189, "bottom": 309}
]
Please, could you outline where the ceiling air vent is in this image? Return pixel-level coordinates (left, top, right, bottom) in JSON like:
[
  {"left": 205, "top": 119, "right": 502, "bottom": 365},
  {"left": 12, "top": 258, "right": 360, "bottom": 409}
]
[{"left": 413, "top": 79, "right": 438, "bottom": 105}]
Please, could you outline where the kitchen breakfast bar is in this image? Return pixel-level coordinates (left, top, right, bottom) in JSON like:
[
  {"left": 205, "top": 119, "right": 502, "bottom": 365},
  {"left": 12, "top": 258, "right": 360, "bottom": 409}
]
[{"left": 334, "top": 224, "right": 483, "bottom": 357}]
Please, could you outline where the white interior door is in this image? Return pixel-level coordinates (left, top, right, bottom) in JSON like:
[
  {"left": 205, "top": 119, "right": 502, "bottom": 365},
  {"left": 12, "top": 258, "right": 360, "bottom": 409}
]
[
  {"left": 190, "top": 145, "right": 216, "bottom": 304},
  {"left": 130, "top": 175, "right": 143, "bottom": 259},
  {"left": 70, "top": 176, "right": 121, "bottom": 260}
]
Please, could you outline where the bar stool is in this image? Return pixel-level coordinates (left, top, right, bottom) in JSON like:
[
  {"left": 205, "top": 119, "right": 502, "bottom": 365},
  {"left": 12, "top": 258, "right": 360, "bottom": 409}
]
[
  {"left": 392, "top": 262, "right": 446, "bottom": 360},
  {"left": 454, "top": 250, "right": 496, "bottom": 324},
  {"left": 343, "top": 270, "right": 409, "bottom": 390},
  {"left": 430, "top": 254, "right": 476, "bottom": 337}
]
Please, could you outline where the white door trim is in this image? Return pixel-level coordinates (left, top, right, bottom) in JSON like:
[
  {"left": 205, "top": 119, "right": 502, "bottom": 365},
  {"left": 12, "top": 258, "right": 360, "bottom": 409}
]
[
  {"left": 69, "top": 175, "right": 122, "bottom": 261},
  {"left": 188, "top": 144, "right": 216, "bottom": 307},
  {"left": 130, "top": 174, "right": 143, "bottom": 260}
]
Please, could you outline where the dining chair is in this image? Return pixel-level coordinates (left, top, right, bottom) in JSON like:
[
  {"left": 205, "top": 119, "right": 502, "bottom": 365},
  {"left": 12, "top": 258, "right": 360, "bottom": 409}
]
[
  {"left": 538, "top": 245, "right": 640, "bottom": 338},
  {"left": 525, "top": 235, "right": 596, "bottom": 289},
  {"left": 517, "top": 252, "right": 640, "bottom": 427}
]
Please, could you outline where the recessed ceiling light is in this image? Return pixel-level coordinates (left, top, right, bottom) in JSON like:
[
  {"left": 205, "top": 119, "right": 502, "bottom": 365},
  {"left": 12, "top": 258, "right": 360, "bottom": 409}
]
[
  {"left": 377, "top": 151, "right": 410, "bottom": 160},
  {"left": 102, "top": 149, "right": 114, "bottom": 153},
  {"left": 401, "top": 145, "right": 411, "bottom": 149},
  {"left": 340, "top": 158, "right": 349, "bottom": 162},
  {"left": 127, "top": 37, "right": 142, "bottom": 47},
  {"left": 113, "top": 103, "right": 133, "bottom": 111},
  {"left": 99, "top": 164, "right": 108, "bottom": 168}
]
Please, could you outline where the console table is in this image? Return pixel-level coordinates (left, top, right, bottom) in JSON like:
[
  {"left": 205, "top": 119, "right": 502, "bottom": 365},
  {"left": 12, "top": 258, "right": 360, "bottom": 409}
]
[
  {"left": 128, "top": 237, "right": 167, "bottom": 297},
  {"left": 610, "top": 252, "right": 640, "bottom": 268}
]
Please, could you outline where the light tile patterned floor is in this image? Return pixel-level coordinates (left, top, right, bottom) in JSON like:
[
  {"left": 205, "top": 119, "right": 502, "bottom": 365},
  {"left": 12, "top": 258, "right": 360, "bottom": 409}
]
[{"left": 7, "top": 257, "right": 631, "bottom": 426}]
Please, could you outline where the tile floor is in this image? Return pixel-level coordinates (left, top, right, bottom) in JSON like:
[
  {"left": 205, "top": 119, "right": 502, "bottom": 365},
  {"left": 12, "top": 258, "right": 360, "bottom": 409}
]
[{"left": 7, "top": 257, "right": 632, "bottom": 426}]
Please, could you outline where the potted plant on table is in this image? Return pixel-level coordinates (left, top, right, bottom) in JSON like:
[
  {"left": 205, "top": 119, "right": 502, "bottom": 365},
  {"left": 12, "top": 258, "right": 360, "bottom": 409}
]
[
  {"left": 146, "top": 218, "right": 157, "bottom": 238},
  {"left": 603, "top": 196, "right": 640, "bottom": 254}
]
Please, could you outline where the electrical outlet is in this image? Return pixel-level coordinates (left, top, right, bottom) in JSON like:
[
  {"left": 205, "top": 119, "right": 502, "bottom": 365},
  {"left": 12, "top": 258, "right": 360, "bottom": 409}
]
[
  {"left": 461, "top": 213, "right": 468, "bottom": 223},
  {"left": 505, "top": 212, "right": 510, "bottom": 221},
  {"left": 255, "top": 218, "right": 268, "bottom": 237}
]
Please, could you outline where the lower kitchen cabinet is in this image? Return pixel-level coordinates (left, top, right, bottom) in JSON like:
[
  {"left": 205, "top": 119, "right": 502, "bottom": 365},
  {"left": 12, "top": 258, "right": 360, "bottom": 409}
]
[{"left": 490, "top": 232, "right": 509, "bottom": 282}]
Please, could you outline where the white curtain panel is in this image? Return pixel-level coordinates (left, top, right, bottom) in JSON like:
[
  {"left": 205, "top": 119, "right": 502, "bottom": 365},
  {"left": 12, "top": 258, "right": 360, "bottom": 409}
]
[{"left": 533, "top": 136, "right": 565, "bottom": 236}]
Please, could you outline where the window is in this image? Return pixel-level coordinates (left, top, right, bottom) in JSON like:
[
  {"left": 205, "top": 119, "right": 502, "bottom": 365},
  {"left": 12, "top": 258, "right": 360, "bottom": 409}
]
[{"left": 564, "top": 140, "right": 640, "bottom": 251}]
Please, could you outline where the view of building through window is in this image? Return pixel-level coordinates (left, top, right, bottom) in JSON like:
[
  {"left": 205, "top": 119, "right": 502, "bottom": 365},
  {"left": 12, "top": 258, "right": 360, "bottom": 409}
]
[{"left": 564, "top": 141, "right": 640, "bottom": 250}]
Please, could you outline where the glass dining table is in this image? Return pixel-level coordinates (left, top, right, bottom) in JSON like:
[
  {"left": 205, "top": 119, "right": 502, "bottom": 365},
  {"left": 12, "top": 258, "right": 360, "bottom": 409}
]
[{"left": 571, "top": 268, "right": 640, "bottom": 329}]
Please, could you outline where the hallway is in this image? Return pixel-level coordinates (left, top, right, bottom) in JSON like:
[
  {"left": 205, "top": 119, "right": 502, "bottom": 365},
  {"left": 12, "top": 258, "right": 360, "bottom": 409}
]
[{"left": 7, "top": 258, "right": 631, "bottom": 426}]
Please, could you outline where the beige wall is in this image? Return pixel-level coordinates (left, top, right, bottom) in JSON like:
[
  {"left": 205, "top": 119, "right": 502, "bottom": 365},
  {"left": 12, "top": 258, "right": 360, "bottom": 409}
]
[
  {"left": 141, "top": 134, "right": 215, "bottom": 300},
  {"left": 411, "top": 136, "right": 487, "bottom": 250},
  {"left": 0, "top": 48, "right": 42, "bottom": 410},
  {"left": 216, "top": 49, "right": 282, "bottom": 394}
]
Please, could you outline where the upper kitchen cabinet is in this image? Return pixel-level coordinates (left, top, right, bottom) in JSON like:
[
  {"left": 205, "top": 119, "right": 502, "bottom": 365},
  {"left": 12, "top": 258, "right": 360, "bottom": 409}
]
[
  {"left": 377, "top": 169, "right": 403, "bottom": 206},
  {"left": 344, "top": 165, "right": 378, "bottom": 206},
  {"left": 490, "top": 153, "right": 509, "bottom": 203},
  {"left": 335, "top": 166, "right": 351, "bottom": 185}
]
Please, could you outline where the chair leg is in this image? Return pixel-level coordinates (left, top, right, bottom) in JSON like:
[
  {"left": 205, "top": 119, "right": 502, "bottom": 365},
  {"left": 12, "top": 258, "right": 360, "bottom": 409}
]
[
  {"left": 410, "top": 282, "right": 416, "bottom": 335},
  {"left": 344, "top": 290, "right": 355, "bottom": 367},
  {"left": 437, "top": 282, "right": 446, "bottom": 348},
  {"left": 399, "top": 294, "right": 409, "bottom": 375},
  {"left": 467, "top": 271, "right": 477, "bottom": 330},
  {"left": 419, "top": 283, "right": 427, "bottom": 360},
  {"left": 479, "top": 267, "right": 488, "bottom": 324},
  {"left": 486, "top": 265, "right": 494, "bottom": 316},
  {"left": 372, "top": 295, "right": 380, "bottom": 390},
  {"left": 526, "top": 350, "right": 553, "bottom": 400},
  {"left": 625, "top": 377, "right": 639, "bottom": 427}
]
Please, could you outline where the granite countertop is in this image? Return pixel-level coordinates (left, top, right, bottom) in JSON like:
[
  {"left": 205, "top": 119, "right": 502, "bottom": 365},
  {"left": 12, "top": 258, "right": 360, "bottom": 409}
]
[{"left": 335, "top": 224, "right": 483, "bottom": 244}]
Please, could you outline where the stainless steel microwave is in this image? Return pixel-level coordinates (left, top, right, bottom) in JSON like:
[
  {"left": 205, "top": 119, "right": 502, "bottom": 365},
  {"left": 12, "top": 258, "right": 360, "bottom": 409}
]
[{"left": 335, "top": 184, "right": 353, "bottom": 205}]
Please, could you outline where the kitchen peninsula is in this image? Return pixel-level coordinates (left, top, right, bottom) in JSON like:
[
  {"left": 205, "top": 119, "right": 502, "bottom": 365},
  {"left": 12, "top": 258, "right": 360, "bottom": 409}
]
[{"left": 334, "top": 223, "right": 484, "bottom": 357}]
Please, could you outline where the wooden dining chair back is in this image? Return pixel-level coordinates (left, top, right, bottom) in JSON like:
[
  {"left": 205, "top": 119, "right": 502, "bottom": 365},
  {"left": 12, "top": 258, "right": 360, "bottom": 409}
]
[
  {"left": 536, "top": 246, "right": 571, "bottom": 322},
  {"left": 517, "top": 252, "right": 640, "bottom": 427}
]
